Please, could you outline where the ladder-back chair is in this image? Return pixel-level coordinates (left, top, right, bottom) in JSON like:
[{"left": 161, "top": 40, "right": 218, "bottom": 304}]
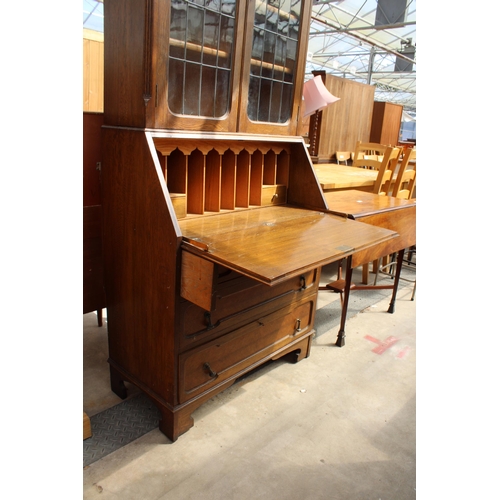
[
  {"left": 360, "top": 145, "right": 401, "bottom": 282},
  {"left": 374, "top": 147, "right": 417, "bottom": 298},
  {"left": 352, "top": 141, "right": 389, "bottom": 169},
  {"left": 392, "top": 148, "right": 416, "bottom": 199},
  {"left": 372, "top": 146, "right": 402, "bottom": 196}
]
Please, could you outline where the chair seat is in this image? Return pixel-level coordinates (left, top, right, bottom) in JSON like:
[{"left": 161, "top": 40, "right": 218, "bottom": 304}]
[{"left": 325, "top": 279, "right": 349, "bottom": 293}]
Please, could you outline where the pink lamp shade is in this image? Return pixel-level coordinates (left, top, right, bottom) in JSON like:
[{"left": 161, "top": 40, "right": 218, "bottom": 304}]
[{"left": 302, "top": 75, "right": 340, "bottom": 117}]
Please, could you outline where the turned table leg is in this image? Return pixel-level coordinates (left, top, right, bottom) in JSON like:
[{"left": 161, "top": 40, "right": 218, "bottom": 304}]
[
  {"left": 387, "top": 248, "right": 405, "bottom": 314},
  {"left": 336, "top": 255, "right": 353, "bottom": 347}
]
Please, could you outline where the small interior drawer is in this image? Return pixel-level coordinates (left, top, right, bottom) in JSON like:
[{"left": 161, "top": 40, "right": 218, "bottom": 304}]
[
  {"left": 261, "top": 184, "right": 287, "bottom": 206},
  {"left": 178, "top": 297, "right": 315, "bottom": 403},
  {"left": 170, "top": 193, "right": 187, "bottom": 219}
]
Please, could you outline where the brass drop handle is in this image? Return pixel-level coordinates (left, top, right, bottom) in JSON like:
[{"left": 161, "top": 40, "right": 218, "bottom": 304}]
[
  {"left": 300, "top": 275, "right": 306, "bottom": 290},
  {"left": 295, "top": 319, "right": 302, "bottom": 334},
  {"left": 203, "top": 362, "right": 218, "bottom": 379},
  {"left": 204, "top": 311, "right": 221, "bottom": 331}
]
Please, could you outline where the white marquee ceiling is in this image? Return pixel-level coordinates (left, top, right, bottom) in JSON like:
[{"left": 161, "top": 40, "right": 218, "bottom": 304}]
[
  {"left": 307, "top": 0, "right": 416, "bottom": 112},
  {"left": 83, "top": 0, "right": 416, "bottom": 113}
]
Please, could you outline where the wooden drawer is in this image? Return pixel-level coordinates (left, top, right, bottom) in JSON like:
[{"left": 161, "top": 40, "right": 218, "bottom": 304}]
[
  {"left": 181, "top": 250, "right": 317, "bottom": 312},
  {"left": 170, "top": 193, "right": 187, "bottom": 219},
  {"left": 178, "top": 268, "right": 318, "bottom": 348},
  {"left": 178, "top": 296, "right": 315, "bottom": 403},
  {"left": 261, "top": 184, "right": 287, "bottom": 206}
]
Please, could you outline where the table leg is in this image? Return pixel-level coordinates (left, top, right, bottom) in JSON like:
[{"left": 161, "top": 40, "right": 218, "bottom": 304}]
[
  {"left": 336, "top": 255, "right": 353, "bottom": 347},
  {"left": 387, "top": 249, "right": 405, "bottom": 314}
]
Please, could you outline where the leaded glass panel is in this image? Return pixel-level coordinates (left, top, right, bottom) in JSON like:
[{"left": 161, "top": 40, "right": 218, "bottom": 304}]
[
  {"left": 247, "top": 0, "right": 302, "bottom": 123},
  {"left": 168, "top": 0, "right": 236, "bottom": 117}
]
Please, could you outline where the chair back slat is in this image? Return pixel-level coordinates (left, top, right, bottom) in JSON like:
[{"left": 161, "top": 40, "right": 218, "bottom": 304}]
[
  {"left": 352, "top": 141, "right": 389, "bottom": 169},
  {"left": 372, "top": 146, "right": 401, "bottom": 195},
  {"left": 392, "top": 148, "right": 417, "bottom": 199}
]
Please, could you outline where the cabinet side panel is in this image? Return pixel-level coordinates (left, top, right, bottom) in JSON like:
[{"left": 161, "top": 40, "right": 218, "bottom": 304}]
[
  {"left": 370, "top": 101, "right": 404, "bottom": 146},
  {"left": 287, "top": 142, "right": 327, "bottom": 210},
  {"left": 104, "top": 0, "right": 149, "bottom": 127},
  {"left": 101, "top": 128, "right": 181, "bottom": 403},
  {"left": 369, "top": 101, "right": 385, "bottom": 144},
  {"left": 382, "top": 103, "right": 403, "bottom": 146}
]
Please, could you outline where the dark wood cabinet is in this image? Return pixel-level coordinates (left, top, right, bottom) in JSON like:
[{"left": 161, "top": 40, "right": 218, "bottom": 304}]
[
  {"left": 104, "top": 0, "right": 311, "bottom": 136},
  {"left": 102, "top": 0, "right": 397, "bottom": 441},
  {"left": 83, "top": 113, "right": 106, "bottom": 321},
  {"left": 370, "top": 101, "right": 403, "bottom": 147}
]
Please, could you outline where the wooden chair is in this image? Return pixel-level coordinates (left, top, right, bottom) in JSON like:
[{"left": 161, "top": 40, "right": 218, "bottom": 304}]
[
  {"left": 360, "top": 145, "right": 401, "bottom": 281},
  {"left": 374, "top": 148, "right": 417, "bottom": 298},
  {"left": 392, "top": 148, "right": 416, "bottom": 199},
  {"left": 325, "top": 145, "right": 401, "bottom": 287},
  {"left": 372, "top": 146, "right": 401, "bottom": 196},
  {"left": 352, "top": 141, "right": 389, "bottom": 169},
  {"left": 335, "top": 151, "right": 350, "bottom": 165},
  {"left": 374, "top": 247, "right": 416, "bottom": 301}
]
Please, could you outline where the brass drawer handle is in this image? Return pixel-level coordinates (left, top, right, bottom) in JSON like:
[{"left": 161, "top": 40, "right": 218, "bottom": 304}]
[
  {"left": 204, "top": 311, "right": 221, "bottom": 331},
  {"left": 295, "top": 319, "right": 302, "bottom": 334},
  {"left": 300, "top": 275, "right": 306, "bottom": 290},
  {"left": 203, "top": 362, "right": 218, "bottom": 379}
]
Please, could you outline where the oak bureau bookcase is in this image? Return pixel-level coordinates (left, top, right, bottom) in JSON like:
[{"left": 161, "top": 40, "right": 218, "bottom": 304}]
[{"left": 102, "top": 0, "right": 397, "bottom": 441}]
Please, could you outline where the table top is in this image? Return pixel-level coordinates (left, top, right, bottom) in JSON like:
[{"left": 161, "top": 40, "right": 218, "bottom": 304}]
[
  {"left": 322, "top": 190, "right": 416, "bottom": 219},
  {"left": 322, "top": 191, "right": 416, "bottom": 267},
  {"left": 313, "top": 163, "right": 378, "bottom": 191}
]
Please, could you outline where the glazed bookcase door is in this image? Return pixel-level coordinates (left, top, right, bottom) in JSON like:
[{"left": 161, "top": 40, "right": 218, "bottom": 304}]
[
  {"left": 237, "top": 0, "right": 312, "bottom": 135},
  {"left": 154, "top": 0, "right": 246, "bottom": 132}
]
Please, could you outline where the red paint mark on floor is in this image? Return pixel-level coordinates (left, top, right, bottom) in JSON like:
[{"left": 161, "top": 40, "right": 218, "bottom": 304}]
[
  {"left": 397, "top": 346, "right": 411, "bottom": 359},
  {"left": 364, "top": 335, "right": 400, "bottom": 354}
]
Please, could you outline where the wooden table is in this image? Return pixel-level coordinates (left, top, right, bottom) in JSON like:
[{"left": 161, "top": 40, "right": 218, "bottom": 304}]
[
  {"left": 313, "top": 164, "right": 379, "bottom": 192},
  {"left": 321, "top": 190, "right": 416, "bottom": 347}
]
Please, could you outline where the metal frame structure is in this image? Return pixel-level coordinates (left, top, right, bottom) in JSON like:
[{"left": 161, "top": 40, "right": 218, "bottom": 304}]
[
  {"left": 307, "top": 0, "right": 416, "bottom": 112},
  {"left": 83, "top": 0, "right": 416, "bottom": 112}
]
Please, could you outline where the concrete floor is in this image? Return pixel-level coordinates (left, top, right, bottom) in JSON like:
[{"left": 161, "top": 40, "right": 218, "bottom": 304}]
[{"left": 83, "top": 262, "right": 416, "bottom": 499}]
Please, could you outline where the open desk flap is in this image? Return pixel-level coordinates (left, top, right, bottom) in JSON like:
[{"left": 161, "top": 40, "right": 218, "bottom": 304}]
[{"left": 179, "top": 206, "right": 397, "bottom": 290}]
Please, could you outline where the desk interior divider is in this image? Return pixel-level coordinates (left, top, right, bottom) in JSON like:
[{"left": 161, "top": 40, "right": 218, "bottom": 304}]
[{"left": 154, "top": 137, "right": 291, "bottom": 219}]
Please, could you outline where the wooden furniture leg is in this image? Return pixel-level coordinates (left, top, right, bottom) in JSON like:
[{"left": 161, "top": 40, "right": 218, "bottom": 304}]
[
  {"left": 107, "top": 333, "right": 314, "bottom": 442},
  {"left": 331, "top": 249, "right": 405, "bottom": 347},
  {"left": 110, "top": 365, "right": 128, "bottom": 400},
  {"left": 158, "top": 404, "right": 196, "bottom": 443},
  {"left": 387, "top": 249, "right": 405, "bottom": 314},
  {"left": 362, "top": 263, "right": 369, "bottom": 284},
  {"left": 97, "top": 308, "right": 103, "bottom": 326},
  {"left": 336, "top": 256, "right": 353, "bottom": 347}
]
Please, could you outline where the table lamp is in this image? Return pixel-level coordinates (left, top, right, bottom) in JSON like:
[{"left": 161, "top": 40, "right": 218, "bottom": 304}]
[{"left": 302, "top": 75, "right": 340, "bottom": 117}]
